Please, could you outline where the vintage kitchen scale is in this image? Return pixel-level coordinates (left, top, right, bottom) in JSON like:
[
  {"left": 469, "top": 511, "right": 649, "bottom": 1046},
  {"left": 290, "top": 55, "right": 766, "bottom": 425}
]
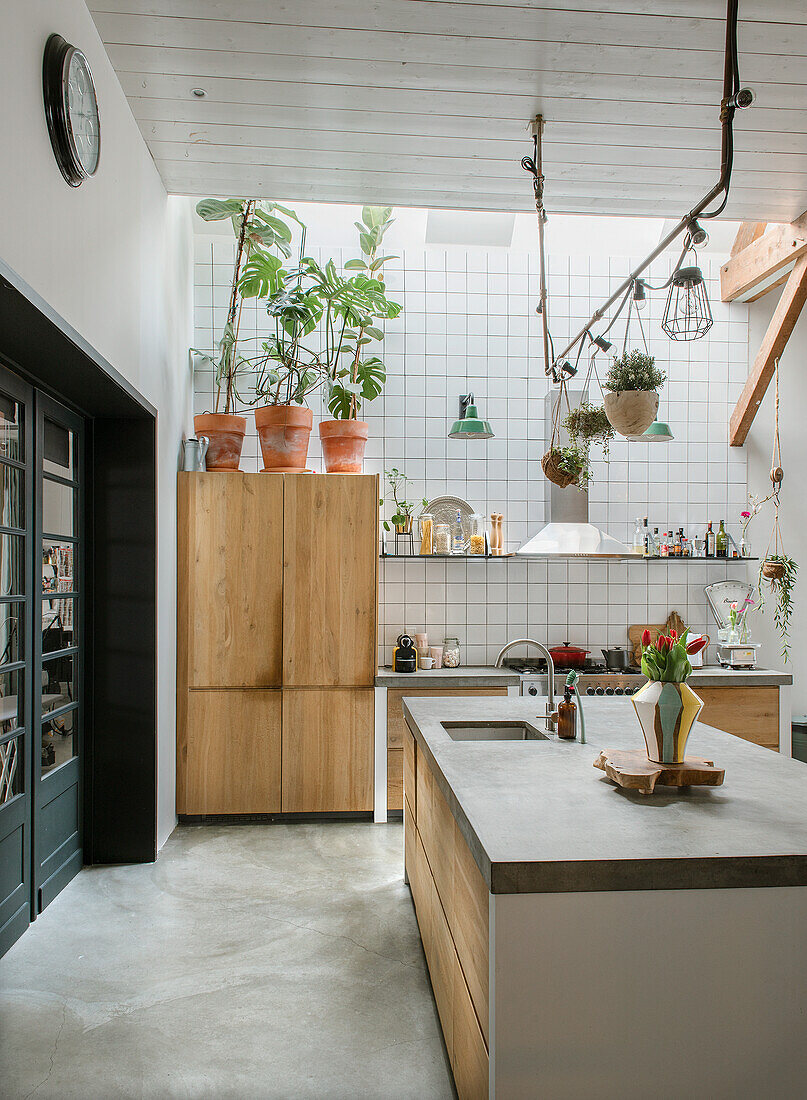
[{"left": 704, "top": 579, "right": 760, "bottom": 668}]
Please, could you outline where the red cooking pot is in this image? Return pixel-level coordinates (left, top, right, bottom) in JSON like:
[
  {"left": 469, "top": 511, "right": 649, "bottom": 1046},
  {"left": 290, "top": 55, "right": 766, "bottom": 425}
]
[{"left": 548, "top": 641, "right": 590, "bottom": 669}]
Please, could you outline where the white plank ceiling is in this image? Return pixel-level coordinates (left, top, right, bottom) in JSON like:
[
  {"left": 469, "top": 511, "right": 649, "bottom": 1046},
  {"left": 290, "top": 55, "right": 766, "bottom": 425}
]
[{"left": 89, "top": 1, "right": 807, "bottom": 220}]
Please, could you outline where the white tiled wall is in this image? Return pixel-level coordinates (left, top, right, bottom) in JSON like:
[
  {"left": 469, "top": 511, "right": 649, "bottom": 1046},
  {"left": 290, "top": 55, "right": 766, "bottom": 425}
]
[{"left": 193, "top": 230, "right": 753, "bottom": 667}]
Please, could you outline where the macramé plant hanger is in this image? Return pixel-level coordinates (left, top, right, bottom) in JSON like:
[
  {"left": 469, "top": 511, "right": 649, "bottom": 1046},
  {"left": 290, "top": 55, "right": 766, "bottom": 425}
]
[{"left": 758, "top": 359, "right": 798, "bottom": 661}]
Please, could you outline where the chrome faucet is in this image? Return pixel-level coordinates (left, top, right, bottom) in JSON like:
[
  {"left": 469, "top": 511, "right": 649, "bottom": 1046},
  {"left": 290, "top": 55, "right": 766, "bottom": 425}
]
[{"left": 495, "top": 638, "right": 556, "bottom": 732}]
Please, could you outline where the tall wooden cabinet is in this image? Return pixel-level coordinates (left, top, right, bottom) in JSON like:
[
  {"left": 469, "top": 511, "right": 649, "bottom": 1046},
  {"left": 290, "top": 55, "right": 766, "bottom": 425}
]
[{"left": 177, "top": 472, "right": 378, "bottom": 815}]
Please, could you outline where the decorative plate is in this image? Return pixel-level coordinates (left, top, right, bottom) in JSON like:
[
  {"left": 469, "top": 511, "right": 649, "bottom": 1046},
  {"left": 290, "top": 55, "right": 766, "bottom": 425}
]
[{"left": 426, "top": 495, "right": 475, "bottom": 550}]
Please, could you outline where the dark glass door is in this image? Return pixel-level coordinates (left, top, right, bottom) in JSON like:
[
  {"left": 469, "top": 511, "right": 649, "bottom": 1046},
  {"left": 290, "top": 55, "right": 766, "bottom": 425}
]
[
  {"left": 0, "top": 368, "right": 33, "bottom": 956},
  {"left": 33, "top": 394, "right": 83, "bottom": 912}
]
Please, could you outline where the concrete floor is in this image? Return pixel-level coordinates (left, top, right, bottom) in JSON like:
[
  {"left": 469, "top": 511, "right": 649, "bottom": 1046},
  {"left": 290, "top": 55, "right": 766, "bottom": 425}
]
[{"left": 0, "top": 823, "right": 455, "bottom": 1099}]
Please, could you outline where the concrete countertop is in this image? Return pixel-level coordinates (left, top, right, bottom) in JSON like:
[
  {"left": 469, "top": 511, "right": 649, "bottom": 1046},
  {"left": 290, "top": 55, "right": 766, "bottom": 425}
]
[
  {"left": 689, "top": 665, "right": 792, "bottom": 686},
  {"left": 375, "top": 665, "right": 520, "bottom": 687},
  {"left": 402, "top": 695, "right": 807, "bottom": 895}
]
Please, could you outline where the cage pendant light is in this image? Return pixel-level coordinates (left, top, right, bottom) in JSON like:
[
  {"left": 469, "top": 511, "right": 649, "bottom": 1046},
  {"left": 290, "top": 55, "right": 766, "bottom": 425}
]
[{"left": 661, "top": 266, "right": 713, "bottom": 341}]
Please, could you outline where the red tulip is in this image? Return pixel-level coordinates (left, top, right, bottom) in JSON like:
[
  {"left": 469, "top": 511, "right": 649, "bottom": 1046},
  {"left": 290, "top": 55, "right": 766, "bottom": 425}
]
[
  {"left": 669, "top": 628, "right": 677, "bottom": 640},
  {"left": 657, "top": 636, "right": 669, "bottom": 652},
  {"left": 686, "top": 636, "right": 708, "bottom": 655},
  {"left": 641, "top": 628, "right": 652, "bottom": 647}
]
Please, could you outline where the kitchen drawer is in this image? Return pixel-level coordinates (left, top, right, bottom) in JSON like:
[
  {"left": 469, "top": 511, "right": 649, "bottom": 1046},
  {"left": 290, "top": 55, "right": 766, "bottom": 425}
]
[{"left": 387, "top": 749, "right": 403, "bottom": 810}]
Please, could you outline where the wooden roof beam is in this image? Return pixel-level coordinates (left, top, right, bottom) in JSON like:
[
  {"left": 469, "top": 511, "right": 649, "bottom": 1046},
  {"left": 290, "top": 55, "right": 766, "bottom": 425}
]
[
  {"left": 729, "top": 253, "right": 807, "bottom": 447},
  {"left": 721, "top": 211, "right": 807, "bottom": 303},
  {"left": 730, "top": 221, "right": 767, "bottom": 257}
]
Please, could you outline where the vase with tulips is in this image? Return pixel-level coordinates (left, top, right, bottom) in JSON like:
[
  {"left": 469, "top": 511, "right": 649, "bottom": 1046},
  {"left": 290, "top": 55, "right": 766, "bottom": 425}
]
[{"left": 633, "top": 629, "right": 708, "bottom": 764}]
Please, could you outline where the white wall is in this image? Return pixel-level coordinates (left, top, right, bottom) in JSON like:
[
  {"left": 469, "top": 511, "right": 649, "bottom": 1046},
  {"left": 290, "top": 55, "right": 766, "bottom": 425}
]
[
  {"left": 194, "top": 207, "right": 756, "bottom": 668},
  {"left": 746, "top": 294, "right": 807, "bottom": 714},
  {"left": 0, "top": 0, "right": 195, "bottom": 848}
]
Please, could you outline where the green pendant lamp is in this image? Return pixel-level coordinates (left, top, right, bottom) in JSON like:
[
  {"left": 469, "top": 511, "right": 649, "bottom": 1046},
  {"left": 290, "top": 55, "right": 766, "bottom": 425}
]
[
  {"left": 642, "top": 417, "right": 674, "bottom": 441},
  {"left": 449, "top": 393, "right": 494, "bottom": 439}
]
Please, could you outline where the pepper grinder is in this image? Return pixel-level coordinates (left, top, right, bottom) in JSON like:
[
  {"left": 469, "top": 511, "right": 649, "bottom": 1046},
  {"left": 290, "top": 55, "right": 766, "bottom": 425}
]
[{"left": 490, "top": 512, "right": 503, "bottom": 555}]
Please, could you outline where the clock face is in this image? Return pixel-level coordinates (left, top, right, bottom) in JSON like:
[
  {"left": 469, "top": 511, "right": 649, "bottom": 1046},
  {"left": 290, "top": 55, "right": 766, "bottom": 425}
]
[{"left": 64, "top": 48, "right": 100, "bottom": 177}]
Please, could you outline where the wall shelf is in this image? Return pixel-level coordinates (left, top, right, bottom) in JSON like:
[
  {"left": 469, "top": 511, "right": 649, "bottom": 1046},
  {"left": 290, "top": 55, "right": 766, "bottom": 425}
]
[{"left": 380, "top": 554, "right": 757, "bottom": 563}]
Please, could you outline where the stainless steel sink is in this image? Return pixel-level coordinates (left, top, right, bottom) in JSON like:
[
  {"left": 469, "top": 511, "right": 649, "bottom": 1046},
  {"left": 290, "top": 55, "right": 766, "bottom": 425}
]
[{"left": 441, "top": 721, "right": 550, "bottom": 742}]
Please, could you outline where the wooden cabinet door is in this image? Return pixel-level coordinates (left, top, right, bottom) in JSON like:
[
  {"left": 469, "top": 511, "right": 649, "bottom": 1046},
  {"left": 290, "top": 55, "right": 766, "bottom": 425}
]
[
  {"left": 182, "top": 690, "right": 281, "bottom": 814},
  {"left": 282, "top": 474, "right": 377, "bottom": 686},
  {"left": 179, "top": 473, "right": 283, "bottom": 689},
  {"left": 282, "top": 689, "right": 374, "bottom": 811},
  {"left": 697, "top": 686, "right": 780, "bottom": 750}
]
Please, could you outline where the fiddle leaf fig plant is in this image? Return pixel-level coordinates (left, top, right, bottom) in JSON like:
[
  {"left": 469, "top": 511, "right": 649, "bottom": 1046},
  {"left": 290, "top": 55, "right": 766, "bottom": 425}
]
[{"left": 306, "top": 206, "right": 402, "bottom": 420}]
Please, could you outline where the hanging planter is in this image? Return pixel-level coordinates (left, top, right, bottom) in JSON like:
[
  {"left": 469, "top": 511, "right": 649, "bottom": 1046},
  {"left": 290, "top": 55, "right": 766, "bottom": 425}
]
[
  {"left": 602, "top": 351, "right": 666, "bottom": 438},
  {"left": 541, "top": 448, "right": 578, "bottom": 489}
]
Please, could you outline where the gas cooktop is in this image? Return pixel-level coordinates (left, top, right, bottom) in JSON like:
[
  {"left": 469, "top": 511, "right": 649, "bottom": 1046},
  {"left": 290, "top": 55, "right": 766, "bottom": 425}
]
[{"left": 502, "top": 657, "right": 646, "bottom": 697}]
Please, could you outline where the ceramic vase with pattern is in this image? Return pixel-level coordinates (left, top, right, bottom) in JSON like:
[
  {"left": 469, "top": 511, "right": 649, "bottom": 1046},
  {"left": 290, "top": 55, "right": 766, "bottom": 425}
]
[{"left": 631, "top": 679, "right": 704, "bottom": 764}]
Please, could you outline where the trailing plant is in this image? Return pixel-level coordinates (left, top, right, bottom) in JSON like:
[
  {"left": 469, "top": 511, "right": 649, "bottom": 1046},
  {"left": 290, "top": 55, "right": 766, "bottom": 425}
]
[
  {"left": 379, "top": 468, "right": 428, "bottom": 532},
  {"left": 191, "top": 198, "right": 301, "bottom": 414},
  {"left": 639, "top": 627, "right": 707, "bottom": 683},
  {"left": 305, "top": 207, "right": 402, "bottom": 420},
  {"left": 556, "top": 443, "right": 592, "bottom": 490},
  {"left": 563, "top": 401, "right": 614, "bottom": 464},
  {"left": 604, "top": 350, "right": 666, "bottom": 392},
  {"left": 758, "top": 555, "right": 798, "bottom": 663}
]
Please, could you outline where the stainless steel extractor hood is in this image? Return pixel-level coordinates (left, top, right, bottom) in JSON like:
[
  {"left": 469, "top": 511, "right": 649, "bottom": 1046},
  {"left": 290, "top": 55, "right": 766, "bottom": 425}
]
[{"left": 517, "top": 390, "right": 630, "bottom": 558}]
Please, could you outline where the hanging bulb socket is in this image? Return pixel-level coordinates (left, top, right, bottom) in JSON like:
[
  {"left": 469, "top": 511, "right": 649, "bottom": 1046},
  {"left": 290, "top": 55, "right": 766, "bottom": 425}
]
[
  {"left": 632, "top": 279, "right": 647, "bottom": 310},
  {"left": 687, "top": 219, "right": 709, "bottom": 247},
  {"left": 591, "top": 334, "right": 613, "bottom": 353},
  {"left": 661, "top": 266, "right": 713, "bottom": 341},
  {"left": 727, "top": 87, "right": 755, "bottom": 110}
]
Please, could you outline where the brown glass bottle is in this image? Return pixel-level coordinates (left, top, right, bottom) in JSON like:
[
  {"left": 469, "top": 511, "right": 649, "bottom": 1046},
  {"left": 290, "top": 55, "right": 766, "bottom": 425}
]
[{"left": 557, "top": 688, "right": 577, "bottom": 740}]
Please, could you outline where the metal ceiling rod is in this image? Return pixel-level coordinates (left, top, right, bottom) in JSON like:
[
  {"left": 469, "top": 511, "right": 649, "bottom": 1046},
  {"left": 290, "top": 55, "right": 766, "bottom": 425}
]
[
  {"left": 522, "top": 115, "right": 552, "bottom": 377},
  {"left": 549, "top": 0, "right": 752, "bottom": 372}
]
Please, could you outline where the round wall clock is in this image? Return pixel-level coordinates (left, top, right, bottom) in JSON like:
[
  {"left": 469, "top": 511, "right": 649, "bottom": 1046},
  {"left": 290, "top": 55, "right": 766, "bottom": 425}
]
[{"left": 43, "top": 33, "right": 101, "bottom": 187}]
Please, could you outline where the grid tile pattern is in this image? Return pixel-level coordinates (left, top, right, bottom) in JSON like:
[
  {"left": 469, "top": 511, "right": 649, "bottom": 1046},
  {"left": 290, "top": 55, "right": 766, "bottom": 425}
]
[{"left": 193, "top": 235, "right": 752, "bottom": 667}]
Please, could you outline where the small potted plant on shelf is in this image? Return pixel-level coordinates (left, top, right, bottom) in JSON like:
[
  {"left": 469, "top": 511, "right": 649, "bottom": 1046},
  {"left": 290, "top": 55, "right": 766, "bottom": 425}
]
[
  {"left": 238, "top": 215, "right": 325, "bottom": 472},
  {"left": 191, "top": 197, "right": 301, "bottom": 469},
  {"left": 602, "top": 350, "right": 667, "bottom": 438},
  {"left": 379, "top": 468, "right": 428, "bottom": 536},
  {"left": 632, "top": 629, "right": 708, "bottom": 763},
  {"left": 305, "top": 206, "right": 402, "bottom": 472}
]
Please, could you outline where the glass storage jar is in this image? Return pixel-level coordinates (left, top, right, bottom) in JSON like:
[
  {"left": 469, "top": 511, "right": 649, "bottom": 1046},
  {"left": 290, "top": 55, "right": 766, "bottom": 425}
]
[
  {"left": 468, "top": 513, "right": 486, "bottom": 555},
  {"left": 443, "top": 637, "right": 461, "bottom": 668},
  {"left": 434, "top": 523, "right": 451, "bottom": 555},
  {"left": 418, "top": 513, "right": 434, "bottom": 555}
]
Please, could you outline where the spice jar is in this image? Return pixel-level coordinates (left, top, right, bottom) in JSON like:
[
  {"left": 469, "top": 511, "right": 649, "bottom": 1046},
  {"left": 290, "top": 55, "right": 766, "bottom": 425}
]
[
  {"left": 442, "top": 637, "right": 461, "bottom": 668},
  {"left": 435, "top": 523, "right": 451, "bottom": 555},
  {"left": 468, "top": 513, "right": 485, "bottom": 555},
  {"left": 419, "top": 513, "right": 434, "bottom": 555}
]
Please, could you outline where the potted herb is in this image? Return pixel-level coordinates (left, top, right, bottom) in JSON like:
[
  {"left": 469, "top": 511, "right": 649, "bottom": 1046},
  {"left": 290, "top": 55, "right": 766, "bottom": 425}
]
[
  {"left": 238, "top": 217, "right": 325, "bottom": 472},
  {"left": 603, "top": 350, "right": 667, "bottom": 438},
  {"left": 192, "top": 198, "right": 299, "bottom": 469},
  {"left": 633, "top": 629, "right": 708, "bottom": 763},
  {"left": 379, "top": 468, "right": 428, "bottom": 533},
  {"left": 306, "top": 207, "right": 402, "bottom": 472}
]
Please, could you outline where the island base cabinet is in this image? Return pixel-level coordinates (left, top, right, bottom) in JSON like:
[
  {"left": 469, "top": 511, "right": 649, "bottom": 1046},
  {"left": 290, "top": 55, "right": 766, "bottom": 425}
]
[
  {"left": 281, "top": 689, "right": 374, "bottom": 812},
  {"left": 181, "top": 690, "right": 281, "bottom": 814},
  {"left": 696, "top": 685, "right": 779, "bottom": 750},
  {"left": 406, "top": 803, "right": 488, "bottom": 1100}
]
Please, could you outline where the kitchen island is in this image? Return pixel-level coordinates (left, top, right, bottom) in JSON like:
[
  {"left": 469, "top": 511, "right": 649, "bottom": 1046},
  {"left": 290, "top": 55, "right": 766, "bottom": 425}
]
[{"left": 402, "top": 695, "right": 807, "bottom": 1099}]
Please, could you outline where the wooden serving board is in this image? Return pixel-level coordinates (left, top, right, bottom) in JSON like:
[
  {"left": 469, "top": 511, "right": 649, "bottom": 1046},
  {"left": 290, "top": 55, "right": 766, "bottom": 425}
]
[
  {"left": 594, "top": 749, "right": 725, "bottom": 795},
  {"left": 628, "top": 611, "right": 686, "bottom": 667}
]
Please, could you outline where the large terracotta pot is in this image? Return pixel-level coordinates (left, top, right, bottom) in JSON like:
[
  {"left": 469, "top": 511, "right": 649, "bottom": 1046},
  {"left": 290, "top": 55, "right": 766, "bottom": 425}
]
[
  {"left": 255, "top": 405, "right": 313, "bottom": 472},
  {"left": 193, "top": 413, "right": 247, "bottom": 470},
  {"left": 603, "top": 390, "right": 659, "bottom": 437},
  {"left": 319, "top": 419, "right": 369, "bottom": 473},
  {"left": 631, "top": 679, "right": 703, "bottom": 764}
]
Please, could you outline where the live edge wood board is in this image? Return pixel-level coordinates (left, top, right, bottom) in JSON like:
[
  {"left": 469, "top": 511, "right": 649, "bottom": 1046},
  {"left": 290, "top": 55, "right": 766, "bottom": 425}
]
[{"left": 177, "top": 472, "right": 378, "bottom": 815}]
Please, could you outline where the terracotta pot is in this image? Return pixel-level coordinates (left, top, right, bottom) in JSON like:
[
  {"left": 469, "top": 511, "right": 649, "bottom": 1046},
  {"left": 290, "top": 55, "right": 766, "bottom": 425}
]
[
  {"left": 193, "top": 413, "right": 247, "bottom": 470},
  {"left": 255, "top": 405, "right": 313, "bottom": 472},
  {"left": 319, "top": 419, "right": 369, "bottom": 473},
  {"left": 603, "top": 390, "right": 659, "bottom": 437},
  {"left": 632, "top": 679, "right": 703, "bottom": 764}
]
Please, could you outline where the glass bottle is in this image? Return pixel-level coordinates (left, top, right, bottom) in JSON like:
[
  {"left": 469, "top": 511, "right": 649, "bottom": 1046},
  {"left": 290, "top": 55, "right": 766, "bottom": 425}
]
[
  {"left": 660, "top": 532, "right": 669, "bottom": 558},
  {"left": 418, "top": 513, "right": 434, "bottom": 555},
  {"left": 633, "top": 517, "right": 645, "bottom": 555},
  {"left": 442, "top": 637, "right": 461, "bottom": 668},
  {"left": 451, "top": 509, "right": 465, "bottom": 555},
  {"left": 468, "top": 514, "right": 486, "bottom": 555},
  {"left": 641, "top": 517, "right": 650, "bottom": 556},
  {"left": 673, "top": 530, "right": 682, "bottom": 556},
  {"left": 557, "top": 687, "right": 577, "bottom": 740},
  {"left": 716, "top": 519, "right": 728, "bottom": 558},
  {"left": 705, "top": 521, "right": 716, "bottom": 557},
  {"left": 740, "top": 534, "right": 752, "bottom": 558},
  {"left": 650, "top": 527, "right": 660, "bottom": 556}
]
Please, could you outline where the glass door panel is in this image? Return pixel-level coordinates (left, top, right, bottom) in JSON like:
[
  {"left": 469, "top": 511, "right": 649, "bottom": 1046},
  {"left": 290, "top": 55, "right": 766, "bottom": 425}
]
[
  {"left": 33, "top": 397, "right": 83, "bottom": 912},
  {"left": 0, "top": 368, "right": 32, "bottom": 957}
]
